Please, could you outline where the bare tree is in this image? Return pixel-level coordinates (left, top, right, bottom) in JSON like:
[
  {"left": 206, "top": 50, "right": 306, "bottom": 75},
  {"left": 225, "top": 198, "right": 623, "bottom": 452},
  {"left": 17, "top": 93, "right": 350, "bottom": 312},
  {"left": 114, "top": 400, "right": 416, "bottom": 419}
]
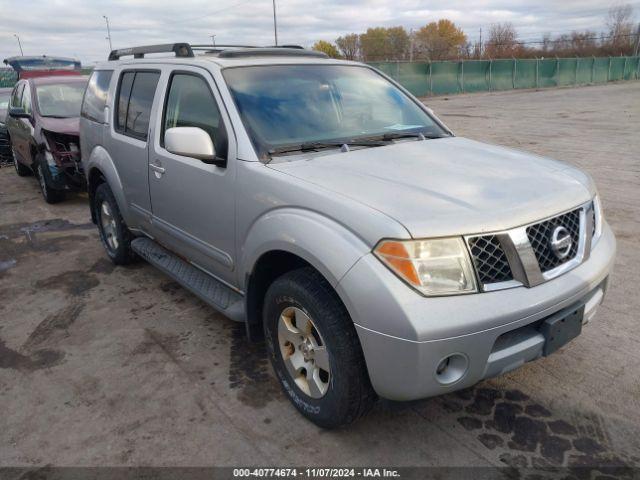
[
  {"left": 606, "top": 3, "right": 634, "bottom": 54},
  {"left": 485, "top": 23, "right": 519, "bottom": 58},
  {"left": 336, "top": 33, "right": 360, "bottom": 60}
]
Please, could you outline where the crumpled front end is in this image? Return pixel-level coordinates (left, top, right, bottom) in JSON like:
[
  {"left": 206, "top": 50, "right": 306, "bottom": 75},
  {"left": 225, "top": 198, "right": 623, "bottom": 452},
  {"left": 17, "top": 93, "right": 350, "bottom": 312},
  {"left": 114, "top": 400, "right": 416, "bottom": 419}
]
[{"left": 41, "top": 130, "right": 85, "bottom": 190}]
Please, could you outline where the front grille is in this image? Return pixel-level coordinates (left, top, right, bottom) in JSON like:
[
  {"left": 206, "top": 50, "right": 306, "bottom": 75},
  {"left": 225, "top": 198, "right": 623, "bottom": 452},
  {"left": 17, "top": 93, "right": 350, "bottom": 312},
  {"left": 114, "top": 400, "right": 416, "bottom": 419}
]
[
  {"left": 526, "top": 208, "right": 581, "bottom": 272},
  {"left": 467, "top": 235, "right": 513, "bottom": 284}
]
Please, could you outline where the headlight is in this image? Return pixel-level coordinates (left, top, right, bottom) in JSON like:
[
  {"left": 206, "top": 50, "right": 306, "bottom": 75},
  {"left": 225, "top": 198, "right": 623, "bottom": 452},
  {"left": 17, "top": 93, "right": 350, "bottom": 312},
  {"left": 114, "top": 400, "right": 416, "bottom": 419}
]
[
  {"left": 374, "top": 237, "right": 478, "bottom": 296},
  {"left": 592, "top": 195, "right": 604, "bottom": 245}
]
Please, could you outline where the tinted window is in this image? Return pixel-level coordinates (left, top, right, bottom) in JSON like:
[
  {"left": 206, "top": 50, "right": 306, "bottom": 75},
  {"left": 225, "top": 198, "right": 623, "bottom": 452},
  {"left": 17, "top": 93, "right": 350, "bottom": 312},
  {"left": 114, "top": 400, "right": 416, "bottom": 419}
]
[
  {"left": 126, "top": 72, "right": 160, "bottom": 139},
  {"left": 82, "top": 70, "right": 113, "bottom": 122},
  {"left": 163, "top": 73, "right": 227, "bottom": 158},
  {"left": 116, "top": 72, "right": 135, "bottom": 132}
]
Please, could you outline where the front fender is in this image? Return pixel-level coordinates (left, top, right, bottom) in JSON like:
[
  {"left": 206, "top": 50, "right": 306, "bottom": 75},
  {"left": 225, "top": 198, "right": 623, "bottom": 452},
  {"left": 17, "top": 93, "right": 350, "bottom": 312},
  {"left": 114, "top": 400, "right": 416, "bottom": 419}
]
[
  {"left": 84, "top": 145, "right": 132, "bottom": 225},
  {"left": 240, "top": 208, "right": 371, "bottom": 290}
]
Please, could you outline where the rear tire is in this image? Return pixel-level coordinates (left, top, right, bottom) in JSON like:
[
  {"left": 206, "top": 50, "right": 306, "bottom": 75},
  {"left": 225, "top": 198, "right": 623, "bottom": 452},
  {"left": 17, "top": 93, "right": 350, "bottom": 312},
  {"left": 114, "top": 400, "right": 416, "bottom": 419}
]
[
  {"left": 12, "top": 147, "right": 32, "bottom": 177},
  {"left": 94, "top": 183, "right": 137, "bottom": 265},
  {"left": 36, "top": 155, "right": 65, "bottom": 204},
  {"left": 263, "top": 267, "right": 376, "bottom": 428}
]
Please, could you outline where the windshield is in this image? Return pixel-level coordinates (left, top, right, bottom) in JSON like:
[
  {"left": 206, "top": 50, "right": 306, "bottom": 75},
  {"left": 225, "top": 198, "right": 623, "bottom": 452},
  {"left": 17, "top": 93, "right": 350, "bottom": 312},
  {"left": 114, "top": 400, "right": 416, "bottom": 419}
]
[
  {"left": 35, "top": 82, "right": 87, "bottom": 117},
  {"left": 223, "top": 65, "right": 447, "bottom": 158}
]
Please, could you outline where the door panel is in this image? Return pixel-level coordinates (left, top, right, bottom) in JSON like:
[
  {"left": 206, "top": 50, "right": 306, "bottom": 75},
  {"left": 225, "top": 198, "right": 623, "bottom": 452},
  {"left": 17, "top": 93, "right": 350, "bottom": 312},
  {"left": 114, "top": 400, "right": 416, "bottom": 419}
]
[
  {"left": 108, "top": 70, "right": 160, "bottom": 224},
  {"left": 148, "top": 69, "right": 237, "bottom": 285}
]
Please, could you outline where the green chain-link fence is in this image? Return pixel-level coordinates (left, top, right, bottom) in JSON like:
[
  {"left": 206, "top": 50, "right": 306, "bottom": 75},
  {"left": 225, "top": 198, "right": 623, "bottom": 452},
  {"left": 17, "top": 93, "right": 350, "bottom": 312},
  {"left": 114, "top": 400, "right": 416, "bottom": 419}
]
[
  {"left": 2, "top": 57, "right": 638, "bottom": 94},
  {"left": 368, "top": 56, "right": 640, "bottom": 97},
  {"left": 0, "top": 69, "right": 17, "bottom": 88}
]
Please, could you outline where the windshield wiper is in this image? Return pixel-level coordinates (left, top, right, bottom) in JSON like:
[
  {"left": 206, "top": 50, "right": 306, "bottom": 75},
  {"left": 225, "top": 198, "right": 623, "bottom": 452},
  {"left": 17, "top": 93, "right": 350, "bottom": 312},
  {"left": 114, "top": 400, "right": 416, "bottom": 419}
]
[
  {"left": 380, "top": 131, "right": 448, "bottom": 141},
  {"left": 268, "top": 139, "right": 386, "bottom": 157}
]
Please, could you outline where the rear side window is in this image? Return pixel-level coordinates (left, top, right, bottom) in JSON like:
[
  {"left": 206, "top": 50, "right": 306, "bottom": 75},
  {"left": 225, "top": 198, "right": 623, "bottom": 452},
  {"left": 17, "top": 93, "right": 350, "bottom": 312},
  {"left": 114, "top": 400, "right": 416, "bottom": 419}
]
[
  {"left": 115, "top": 71, "right": 159, "bottom": 140},
  {"left": 117, "top": 72, "right": 135, "bottom": 130},
  {"left": 81, "top": 70, "right": 113, "bottom": 123}
]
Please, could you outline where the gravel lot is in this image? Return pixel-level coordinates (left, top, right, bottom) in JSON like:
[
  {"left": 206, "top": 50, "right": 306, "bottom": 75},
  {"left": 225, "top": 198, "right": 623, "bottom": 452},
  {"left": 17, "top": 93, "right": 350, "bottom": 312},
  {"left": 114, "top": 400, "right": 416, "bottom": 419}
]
[{"left": 1, "top": 82, "right": 639, "bottom": 473}]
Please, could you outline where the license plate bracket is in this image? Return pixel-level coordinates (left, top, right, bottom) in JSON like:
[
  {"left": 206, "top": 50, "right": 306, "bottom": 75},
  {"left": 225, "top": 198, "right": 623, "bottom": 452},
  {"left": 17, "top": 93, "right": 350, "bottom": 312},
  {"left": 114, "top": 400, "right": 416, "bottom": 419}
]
[{"left": 540, "top": 305, "right": 584, "bottom": 356}]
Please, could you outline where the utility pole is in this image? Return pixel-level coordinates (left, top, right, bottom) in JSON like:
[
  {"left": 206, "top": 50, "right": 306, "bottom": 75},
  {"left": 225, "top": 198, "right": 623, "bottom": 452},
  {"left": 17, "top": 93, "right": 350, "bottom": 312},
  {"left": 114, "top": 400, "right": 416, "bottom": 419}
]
[
  {"left": 272, "top": 0, "right": 278, "bottom": 46},
  {"left": 210, "top": 35, "right": 216, "bottom": 46},
  {"left": 103, "top": 15, "right": 113, "bottom": 52},
  {"left": 14, "top": 34, "right": 24, "bottom": 56}
]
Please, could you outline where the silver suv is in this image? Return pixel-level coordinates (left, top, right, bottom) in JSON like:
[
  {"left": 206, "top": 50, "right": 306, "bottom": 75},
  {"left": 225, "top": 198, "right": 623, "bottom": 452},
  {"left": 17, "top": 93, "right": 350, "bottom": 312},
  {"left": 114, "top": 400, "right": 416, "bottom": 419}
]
[{"left": 80, "top": 43, "right": 616, "bottom": 428}]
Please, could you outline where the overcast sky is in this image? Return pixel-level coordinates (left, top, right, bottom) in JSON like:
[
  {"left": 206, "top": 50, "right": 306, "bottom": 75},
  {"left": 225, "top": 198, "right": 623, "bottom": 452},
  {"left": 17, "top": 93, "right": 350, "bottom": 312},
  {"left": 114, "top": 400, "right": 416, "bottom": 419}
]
[{"left": 1, "top": 0, "right": 639, "bottom": 65}]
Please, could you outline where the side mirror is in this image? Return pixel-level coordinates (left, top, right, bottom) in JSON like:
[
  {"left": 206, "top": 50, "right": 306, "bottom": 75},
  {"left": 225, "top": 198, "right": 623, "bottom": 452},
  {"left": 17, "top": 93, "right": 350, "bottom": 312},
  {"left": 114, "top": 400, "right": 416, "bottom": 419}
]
[
  {"left": 165, "top": 127, "right": 225, "bottom": 167},
  {"left": 9, "top": 107, "right": 30, "bottom": 119}
]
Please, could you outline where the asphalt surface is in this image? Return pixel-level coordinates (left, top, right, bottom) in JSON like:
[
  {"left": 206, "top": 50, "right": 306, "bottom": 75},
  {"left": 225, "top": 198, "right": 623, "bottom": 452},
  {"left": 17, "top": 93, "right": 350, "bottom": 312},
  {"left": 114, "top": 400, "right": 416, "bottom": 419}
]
[{"left": 1, "top": 82, "right": 639, "bottom": 474}]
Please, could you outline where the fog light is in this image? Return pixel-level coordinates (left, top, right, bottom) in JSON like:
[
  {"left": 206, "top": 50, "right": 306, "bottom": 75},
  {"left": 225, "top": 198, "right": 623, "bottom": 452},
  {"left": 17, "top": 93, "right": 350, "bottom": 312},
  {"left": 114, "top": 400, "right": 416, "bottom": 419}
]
[{"left": 434, "top": 353, "right": 468, "bottom": 385}]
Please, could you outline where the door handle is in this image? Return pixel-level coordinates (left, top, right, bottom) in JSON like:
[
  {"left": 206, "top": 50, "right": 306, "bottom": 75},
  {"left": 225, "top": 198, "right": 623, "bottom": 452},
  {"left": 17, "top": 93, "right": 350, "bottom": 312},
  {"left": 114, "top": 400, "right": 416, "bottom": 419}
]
[{"left": 149, "top": 163, "right": 165, "bottom": 174}]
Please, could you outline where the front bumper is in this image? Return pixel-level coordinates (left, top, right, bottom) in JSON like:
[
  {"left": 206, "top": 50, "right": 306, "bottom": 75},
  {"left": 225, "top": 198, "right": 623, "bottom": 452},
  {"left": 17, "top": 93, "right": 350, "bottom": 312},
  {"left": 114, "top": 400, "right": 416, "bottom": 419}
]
[{"left": 337, "top": 223, "right": 616, "bottom": 400}]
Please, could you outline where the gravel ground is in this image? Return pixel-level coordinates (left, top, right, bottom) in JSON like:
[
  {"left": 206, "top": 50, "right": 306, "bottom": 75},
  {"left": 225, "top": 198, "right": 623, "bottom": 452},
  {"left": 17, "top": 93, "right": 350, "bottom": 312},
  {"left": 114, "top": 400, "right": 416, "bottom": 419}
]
[{"left": 1, "top": 81, "right": 639, "bottom": 474}]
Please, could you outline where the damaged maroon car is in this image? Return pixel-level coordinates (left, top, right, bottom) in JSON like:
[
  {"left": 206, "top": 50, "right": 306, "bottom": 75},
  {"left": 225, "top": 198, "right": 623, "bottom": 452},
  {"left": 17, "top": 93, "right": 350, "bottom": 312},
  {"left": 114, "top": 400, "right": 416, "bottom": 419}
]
[{"left": 6, "top": 75, "right": 88, "bottom": 203}]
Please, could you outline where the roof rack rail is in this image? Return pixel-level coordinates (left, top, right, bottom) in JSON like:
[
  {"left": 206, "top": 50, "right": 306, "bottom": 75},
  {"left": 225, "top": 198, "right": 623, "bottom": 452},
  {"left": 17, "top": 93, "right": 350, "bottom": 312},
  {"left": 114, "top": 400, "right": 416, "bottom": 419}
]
[
  {"left": 190, "top": 44, "right": 259, "bottom": 50},
  {"left": 218, "top": 48, "right": 327, "bottom": 59},
  {"left": 108, "top": 43, "right": 194, "bottom": 61}
]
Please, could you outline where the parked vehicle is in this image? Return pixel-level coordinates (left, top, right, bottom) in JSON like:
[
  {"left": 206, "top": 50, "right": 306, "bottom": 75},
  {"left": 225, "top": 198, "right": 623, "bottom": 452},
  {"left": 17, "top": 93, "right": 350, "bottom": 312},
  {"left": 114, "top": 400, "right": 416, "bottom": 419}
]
[
  {"left": 3, "top": 55, "right": 82, "bottom": 80},
  {"left": 6, "top": 75, "right": 88, "bottom": 203},
  {"left": 80, "top": 43, "right": 616, "bottom": 428},
  {"left": 0, "top": 87, "right": 12, "bottom": 164}
]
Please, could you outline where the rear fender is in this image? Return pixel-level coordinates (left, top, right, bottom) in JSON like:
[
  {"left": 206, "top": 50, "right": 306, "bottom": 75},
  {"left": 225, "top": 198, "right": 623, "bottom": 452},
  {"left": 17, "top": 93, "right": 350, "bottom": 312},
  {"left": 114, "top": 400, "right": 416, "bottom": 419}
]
[{"left": 84, "top": 145, "right": 130, "bottom": 225}]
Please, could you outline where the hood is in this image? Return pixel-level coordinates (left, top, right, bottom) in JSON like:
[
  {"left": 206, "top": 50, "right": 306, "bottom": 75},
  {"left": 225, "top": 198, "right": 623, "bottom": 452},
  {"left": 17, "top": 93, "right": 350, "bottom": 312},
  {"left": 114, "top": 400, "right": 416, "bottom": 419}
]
[
  {"left": 38, "top": 116, "right": 80, "bottom": 136},
  {"left": 268, "top": 137, "right": 594, "bottom": 238}
]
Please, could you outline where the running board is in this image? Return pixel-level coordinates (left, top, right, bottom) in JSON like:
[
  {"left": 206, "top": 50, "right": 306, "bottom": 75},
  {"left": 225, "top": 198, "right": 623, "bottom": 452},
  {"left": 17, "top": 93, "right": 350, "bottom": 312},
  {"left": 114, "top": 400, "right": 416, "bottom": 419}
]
[{"left": 131, "top": 237, "right": 245, "bottom": 322}]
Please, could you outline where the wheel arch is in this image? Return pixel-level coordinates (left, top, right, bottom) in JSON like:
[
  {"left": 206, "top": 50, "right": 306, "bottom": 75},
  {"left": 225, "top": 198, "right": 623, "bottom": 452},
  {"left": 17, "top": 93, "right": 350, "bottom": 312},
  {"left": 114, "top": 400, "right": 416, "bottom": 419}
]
[
  {"left": 241, "top": 208, "right": 371, "bottom": 341},
  {"left": 84, "top": 146, "right": 128, "bottom": 225}
]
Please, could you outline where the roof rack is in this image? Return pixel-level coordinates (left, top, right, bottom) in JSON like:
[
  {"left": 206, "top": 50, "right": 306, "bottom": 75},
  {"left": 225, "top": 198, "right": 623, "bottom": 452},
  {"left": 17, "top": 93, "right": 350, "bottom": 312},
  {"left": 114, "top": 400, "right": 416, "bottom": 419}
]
[
  {"left": 107, "top": 43, "right": 324, "bottom": 61},
  {"left": 108, "top": 43, "right": 194, "bottom": 61},
  {"left": 218, "top": 48, "right": 327, "bottom": 59}
]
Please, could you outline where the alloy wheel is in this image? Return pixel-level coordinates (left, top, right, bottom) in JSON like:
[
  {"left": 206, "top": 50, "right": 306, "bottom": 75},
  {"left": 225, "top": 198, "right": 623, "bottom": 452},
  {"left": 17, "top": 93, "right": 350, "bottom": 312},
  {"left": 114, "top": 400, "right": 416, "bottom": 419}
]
[
  {"left": 277, "top": 306, "right": 331, "bottom": 398},
  {"left": 99, "top": 201, "right": 119, "bottom": 251}
]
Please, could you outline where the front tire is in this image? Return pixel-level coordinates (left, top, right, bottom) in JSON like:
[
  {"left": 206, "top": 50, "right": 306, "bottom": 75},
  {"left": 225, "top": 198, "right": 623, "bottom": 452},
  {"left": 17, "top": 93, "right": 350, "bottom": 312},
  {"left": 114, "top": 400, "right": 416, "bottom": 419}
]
[
  {"left": 36, "top": 155, "right": 65, "bottom": 204},
  {"left": 94, "top": 183, "right": 137, "bottom": 265},
  {"left": 263, "top": 267, "right": 376, "bottom": 428},
  {"left": 12, "top": 147, "right": 32, "bottom": 177}
]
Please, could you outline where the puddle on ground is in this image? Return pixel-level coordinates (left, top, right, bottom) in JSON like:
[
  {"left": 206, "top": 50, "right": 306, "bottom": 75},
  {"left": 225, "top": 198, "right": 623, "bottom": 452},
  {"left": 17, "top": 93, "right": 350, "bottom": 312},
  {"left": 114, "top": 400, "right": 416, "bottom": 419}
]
[{"left": 436, "top": 386, "right": 638, "bottom": 478}]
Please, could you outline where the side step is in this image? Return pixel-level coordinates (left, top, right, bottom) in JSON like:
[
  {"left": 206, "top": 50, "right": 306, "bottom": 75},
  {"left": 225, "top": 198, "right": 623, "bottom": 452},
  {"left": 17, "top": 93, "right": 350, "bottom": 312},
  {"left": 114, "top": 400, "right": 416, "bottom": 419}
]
[{"left": 131, "top": 237, "right": 245, "bottom": 322}]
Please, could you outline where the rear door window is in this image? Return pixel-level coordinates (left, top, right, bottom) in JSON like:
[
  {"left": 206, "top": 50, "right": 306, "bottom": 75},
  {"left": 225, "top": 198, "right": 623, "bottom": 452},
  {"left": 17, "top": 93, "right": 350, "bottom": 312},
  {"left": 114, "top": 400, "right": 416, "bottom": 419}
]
[
  {"left": 82, "top": 70, "right": 113, "bottom": 123},
  {"left": 115, "top": 71, "right": 160, "bottom": 140}
]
